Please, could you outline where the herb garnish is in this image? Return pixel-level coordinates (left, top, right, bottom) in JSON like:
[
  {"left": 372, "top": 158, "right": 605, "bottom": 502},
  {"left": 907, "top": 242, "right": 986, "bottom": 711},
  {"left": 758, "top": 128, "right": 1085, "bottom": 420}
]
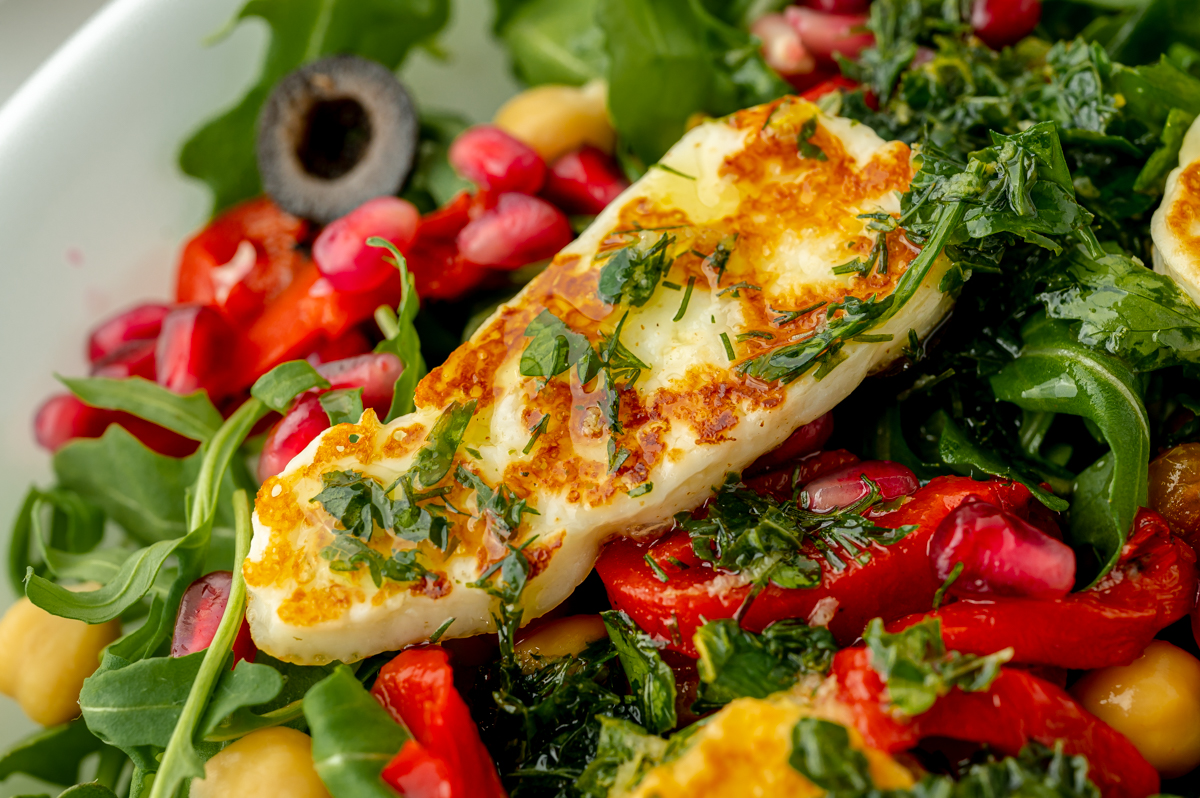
[
  {"left": 598, "top": 233, "right": 675, "bottom": 307},
  {"left": 797, "top": 117, "right": 828, "bottom": 161},
  {"left": 673, "top": 275, "right": 697, "bottom": 321}
]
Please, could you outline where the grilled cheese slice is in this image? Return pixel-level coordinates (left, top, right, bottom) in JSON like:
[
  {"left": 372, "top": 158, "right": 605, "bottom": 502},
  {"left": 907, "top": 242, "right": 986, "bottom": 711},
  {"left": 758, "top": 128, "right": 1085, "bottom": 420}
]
[
  {"left": 243, "top": 97, "right": 953, "bottom": 665},
  {"left": 1152, "top": 114, "right": 1200, "bottom": 303}
]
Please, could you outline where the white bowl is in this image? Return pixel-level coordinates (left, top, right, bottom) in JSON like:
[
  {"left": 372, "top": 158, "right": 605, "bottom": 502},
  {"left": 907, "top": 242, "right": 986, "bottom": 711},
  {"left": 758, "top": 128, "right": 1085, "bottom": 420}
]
[{"left": 0, "top": 0, "right": 514, "bottom": 791}]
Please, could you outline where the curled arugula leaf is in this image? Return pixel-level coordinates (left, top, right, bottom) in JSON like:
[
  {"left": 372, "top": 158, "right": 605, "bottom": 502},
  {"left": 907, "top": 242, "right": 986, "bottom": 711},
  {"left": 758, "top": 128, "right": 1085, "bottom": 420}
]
[
  {"left": 318, "top": 388, "right": 364, "bottom": 426},
  {"left": 864, "top": 617, "right": 1012, "bottom": 717},
  {"left": 370, "top": 238, "right": 426, "bottom": 422},
  {"left": 692, "top": 618, "right": 837, "bottom": 711}
]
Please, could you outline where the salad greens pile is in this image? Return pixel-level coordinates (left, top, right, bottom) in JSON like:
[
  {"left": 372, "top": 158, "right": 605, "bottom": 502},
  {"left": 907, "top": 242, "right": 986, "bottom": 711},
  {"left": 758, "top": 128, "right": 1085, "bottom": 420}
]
[{"left": 6, "top": 0, "right": 1200, "bottom": 796}]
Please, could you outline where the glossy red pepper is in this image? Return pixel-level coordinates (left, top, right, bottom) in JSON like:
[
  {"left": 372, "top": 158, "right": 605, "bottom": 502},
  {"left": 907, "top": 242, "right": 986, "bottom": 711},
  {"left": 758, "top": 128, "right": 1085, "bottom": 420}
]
[
  {"left": 372, "top": 646, "right": 507, "bottom": 798},
  {"left": 176, "top": 197, "right": 310, "bottom": 327},
  {"left": 597, "top": 473, "right": 1041, "bottom": 656},
  {"left": 888, "top": 508, "right": 1198, "bottom": 669},
  {"left": 832, "top": 647, "right": 1159, "bottom": 798},
  {"left": 744, "top": 412, "right": 834, "bottom": 475}
]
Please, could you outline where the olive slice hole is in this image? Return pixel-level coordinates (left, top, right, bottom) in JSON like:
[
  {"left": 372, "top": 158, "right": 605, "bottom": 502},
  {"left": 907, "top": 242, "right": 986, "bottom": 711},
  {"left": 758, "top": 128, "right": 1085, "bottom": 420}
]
[{"left": 299, "top": 97, "right": 373, "bottom": 181}]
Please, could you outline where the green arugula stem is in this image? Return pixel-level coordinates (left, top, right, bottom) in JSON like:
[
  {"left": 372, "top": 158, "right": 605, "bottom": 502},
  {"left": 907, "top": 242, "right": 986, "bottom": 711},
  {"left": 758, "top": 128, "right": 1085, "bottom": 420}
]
[
  {"left": 189, "top": 400, "right": 268, "bottom": 531},
  {"left": 150, "top": 490, "right": 254, "bottom": 798},
  {"left": 204, "top": 699, "right": 306, "bottom": 743}
]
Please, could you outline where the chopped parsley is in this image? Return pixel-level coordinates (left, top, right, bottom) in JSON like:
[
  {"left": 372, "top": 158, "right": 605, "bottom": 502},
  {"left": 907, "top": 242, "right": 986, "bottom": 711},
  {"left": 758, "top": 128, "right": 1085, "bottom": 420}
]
[
  {"left": 627, "top": 482, "right": 653, "bottom": 498},
  {"left": 797, "top": 116, "right": 828, "bottom": 161},
  {"left": 701, "top": 235, "right": 737, "bottom": 285},
  {"left": 455, "top": 465, "right": 539, "bottom": 543},
  {"left": 651, "top": 162, "right": 696, "bottom": 180},
  {"left": 523, "top": 414, "right": 549, "bottom": 455},
  {"left": 598, "top": 233, "right": 675, "bottom": 307},
  {"left": 770, "top": 301, "right": 826, "bottom": 326},
  {"left": 319, "top": 535, "right": 430, "bottom": 589}
]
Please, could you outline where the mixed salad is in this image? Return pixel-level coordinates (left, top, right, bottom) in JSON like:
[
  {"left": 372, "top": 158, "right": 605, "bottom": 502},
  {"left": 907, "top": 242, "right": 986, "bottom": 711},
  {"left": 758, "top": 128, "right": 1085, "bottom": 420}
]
[{"left": 4, "top": 0, "right": 1200, "bottom": 796}]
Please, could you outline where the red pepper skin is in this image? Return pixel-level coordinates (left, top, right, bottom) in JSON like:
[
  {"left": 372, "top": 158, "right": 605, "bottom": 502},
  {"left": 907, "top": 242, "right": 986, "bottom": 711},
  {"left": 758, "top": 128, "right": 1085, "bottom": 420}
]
[
  {"left": 888, "top": 509, "right": 1199, "bottom": 669},
  {"left": 372, "top": 646, "right": 507, "bottom": 798},
  {"left": 832, "top": 648, "right": 1160, "bottom": 798},
  {"left": 176, "top": 197, "right": 310, "bottom": 327},
  {"left": 597, "top": 475, "right": 1039, "bottom": 656}
]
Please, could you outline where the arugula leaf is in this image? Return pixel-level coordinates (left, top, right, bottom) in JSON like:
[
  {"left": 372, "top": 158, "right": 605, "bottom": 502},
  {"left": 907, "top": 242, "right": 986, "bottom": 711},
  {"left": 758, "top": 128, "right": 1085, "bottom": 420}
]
[
  {"left": 495, "top": 0, "right": 607, "bottom": 85},
  {"left": 1105, "top": 0, "right": 1200, "bottom": 67},
  {"left": 305, "top": 665, "right": 411, "bottom": 798},
  {"left": 178, "top": 0, "right": 451, "bottom": 213},
  {"left": 1134, "top": 106, "right": 1195, "bottom": 192},
  {"left": 839, "top": 0, "right": 967, "bottom": 103},
  {"left": 598, "top": 234, "right": 674, "bottom": 307},
  {"left": 410, "top": 400, "right": 476, "bottom": 487},
  {"left": 318, "top": 388, "right": 364, "bottom": 426},
  {"left": 8, "top": 487, "right": 105, "bottom": 596},
  {"left": 600, "top": 611, "right": 677, "bottom": 734},
  {"left": 370, "top": 238, "right": 426, "bottom": 422},
  {"left": 80, "top": 652, "right": 206, "bottom": 751},
  {"left": 864, "top": 617, "right": 1012, "bottom": 716},
  {"left": 991, "top": 313, "right": 1150, "bottom": 579},
  {"left": 573, "top": 716, "right": 668, "bottom": 798},
  {"left": 597, "top": 0, "right": 788, "bottom": 163},
  {"left": 250, "top": 360, "right": 330, "bottom": 412},
  {"left": 1110, "top": 58, "right": 1200, "bottom": 129},
  {"left": 197, "top": 660, "right": 286, "bottom": 738},
  {"left": 59, "top": 376, "right": 223, "bottom": 442},
  {"left": 146, "top": 489, "right": 259, "bottom": 798},
  {"left": 928, "top": 410, "right": 1069, "bottom": 511},
  {"left": 788, "top": 717, "right": 872, "bottom": 793},
  {"left": 1042, "top": 246, "right": 1200, "bottom": 371},
  {"left": 0, "top": 720, "right": 103, "bottom": 787},
  {"left": 693, "top": 619, "right": 837, "bottom": 711}
]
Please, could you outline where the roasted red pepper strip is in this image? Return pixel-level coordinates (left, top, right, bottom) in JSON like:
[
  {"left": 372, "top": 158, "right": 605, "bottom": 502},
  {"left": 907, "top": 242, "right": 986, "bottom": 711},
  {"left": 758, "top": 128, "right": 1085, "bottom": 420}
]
[
  {"left": 371, "top": 646, "right": 508, "bottom": 798},
  {"left": 597, "top": 474, "right": 1040, "bottom": 656},
  {"left": 832, "top": 647, "right": 1160, "bottom": 798},
  {"left": 888, "top": 508, "right": 1199, "bottom": 669}
]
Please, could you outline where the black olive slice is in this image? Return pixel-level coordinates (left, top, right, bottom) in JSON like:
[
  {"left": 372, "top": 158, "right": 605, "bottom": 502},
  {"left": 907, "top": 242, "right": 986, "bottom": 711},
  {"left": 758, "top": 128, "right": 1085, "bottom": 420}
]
[{"left": 256, "top": 55, "right": 418, "bottom": 224}]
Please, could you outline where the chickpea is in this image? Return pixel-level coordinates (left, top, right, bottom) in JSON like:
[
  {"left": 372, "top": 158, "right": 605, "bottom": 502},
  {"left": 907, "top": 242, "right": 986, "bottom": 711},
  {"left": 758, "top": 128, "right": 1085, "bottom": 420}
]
[
  {"left": 192, "top": 727, "right": 330, "bottom": 798},
  {"left": 0, "top": 597, "right": 120, "bottom": 726},
  {"left": 1148, "top": 443, "right": 1200, "bottom": 544},
  {"left": 493, "top": 80, "right": 615, "bottom": 163},
  {"left": 514, "top": 614, "right": 608, "bottom": 673},
  {"left": 1071, "top": 640, "right": 1200, "bottom": 778}
]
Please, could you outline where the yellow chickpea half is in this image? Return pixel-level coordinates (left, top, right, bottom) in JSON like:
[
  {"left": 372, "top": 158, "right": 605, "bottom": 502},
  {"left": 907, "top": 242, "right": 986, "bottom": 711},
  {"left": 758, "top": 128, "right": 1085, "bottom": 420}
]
[
  {"left": 1072, "top": 640, "right": 1200, "bottom": 778},
  {"left": 493, "top": 80, "right": 615, "bottom": 163},
  {"left": 192, "top": 727, "right": 331, "bottom": 798},
  {"left": 514, "top": 614, "right": 608, "bottom": 673},
  {"left": 0, "top": 596, "right": 120, "bottom": 726}
]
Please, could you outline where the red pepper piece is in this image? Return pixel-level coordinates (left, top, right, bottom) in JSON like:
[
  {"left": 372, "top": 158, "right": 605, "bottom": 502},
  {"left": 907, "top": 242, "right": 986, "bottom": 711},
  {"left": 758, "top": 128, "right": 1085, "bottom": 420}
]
[
  {"left": 176, "top": 197, "right": 310, "bottom": 327},
  {"left": 372, "top": 646, "right": 507, "bottom": 798},
  {"left": 597, "top": 475, "right": 1040, "bottom": 656},
  {"left": 888, "top": 508, "right": 1198, "bottom": 669},
  {"left": 832, "top": 647, "right": 1159, "bottom": 798},
  {"left": 171, "top": 571, "right": 256, "bottom": 666}
]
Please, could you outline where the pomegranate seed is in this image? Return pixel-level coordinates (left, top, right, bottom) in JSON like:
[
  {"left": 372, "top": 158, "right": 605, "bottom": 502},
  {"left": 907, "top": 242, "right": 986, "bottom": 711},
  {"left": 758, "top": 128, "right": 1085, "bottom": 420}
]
[
  {"left": 798, "top": 0, "right": 870, "bottom": 13},
  {"left": 307, "top": 327, "right": 375, "bottom": 365},
  {"left": 155, "top": 305, "right": 234, "bottom": 397},
  {"left": 751, "top": 13, "right": 815, "bottom": 78},
  {"left": 784, "top": 6, "right": 873, "bottom": 65},
  {"left": 172, "top": 571, "right": 256, "bottom": 666},
  {"left": 316, "top": 352, "right": 404, "bottom": 415},
  {"left": 449, "top": 126, "right": 546, "bottom": 195},
  {"left": 257, "top": 393, "right": 331, "bottom": 481},
  {"left": 747, "top": 412, "right": 834, "bottom": 475},
  {"left": 970, "top": 0, "right": 1041, "bottom": 49},
  {"left": 801, "top": 460, "right": 919, "bottom": 513},
  {"left": 33, "top": 394, "right": 109, "bottom": 452},
  {"left": 87, "top": 303, "right": 171, "bottom": 363},
  {"left": 33, "top": 393, "right": 197, "bottom": 457},
  {"left": 457, "top": 193, "right": 573, "bottom": 269},
  {"left": 541, "top": 147, "right": 630, "bottom": 215},
  {"left": 313, "top": 197, "right": 420, "bottom": 293},
  {"left": 930, "top": 497, "right": 1075, "bottom": 600},
  {"left": 90, "top": 338, "right": 157, "bottom": 381}
]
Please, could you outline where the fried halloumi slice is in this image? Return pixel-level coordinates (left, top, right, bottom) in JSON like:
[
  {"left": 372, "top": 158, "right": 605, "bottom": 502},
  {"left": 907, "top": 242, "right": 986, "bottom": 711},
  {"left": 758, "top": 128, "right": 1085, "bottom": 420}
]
[
  {"left": 244, "top": 97, "right": 953, "bottom": 665},
  {"left": 611, "top": 686, "right": 915, "bottom": 798},
  {"left": 1153, "top": 114, "right": 1200, "bottom": 302}
]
